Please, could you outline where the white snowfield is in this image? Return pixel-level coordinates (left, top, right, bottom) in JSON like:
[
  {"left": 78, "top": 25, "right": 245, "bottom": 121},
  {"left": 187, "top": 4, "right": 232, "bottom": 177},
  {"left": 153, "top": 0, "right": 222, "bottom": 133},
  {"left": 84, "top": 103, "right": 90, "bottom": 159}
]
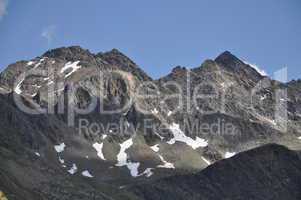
[
  {"left": 115, "top": 138, "right": 140, "bottom": 177},
  {"left": 82, "top": 170, "right": 93, "bottom": 178},
  {"left": 60, "top": 61, "right": 81, "bottom": 78},
  {"left": 150, "top": 144, "right": 160, "bottom": 152},
  {"left": 93, "top": 142, "right": 106, "bottom": 160},
  {"left": 68, "top": 163, "right": 78, "bottom": 175},
  {"left": 168, "top": 123, "right": 208, "bottom": 149},
  {"left": 54, "top": 143, "right": 66, "bottom": 153},
  {"left": 225, "top": 152, "right": 236, "bottom": 159},
  {"left": 157, "top": 155, "right": 175, "bottom": 169}
]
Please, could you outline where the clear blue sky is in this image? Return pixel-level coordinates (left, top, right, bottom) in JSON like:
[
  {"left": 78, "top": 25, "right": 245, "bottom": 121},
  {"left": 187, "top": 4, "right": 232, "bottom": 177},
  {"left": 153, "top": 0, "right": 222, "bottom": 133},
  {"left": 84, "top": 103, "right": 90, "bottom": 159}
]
[{"left": 0, "top": 0, "right": 300, "bottom": 80}]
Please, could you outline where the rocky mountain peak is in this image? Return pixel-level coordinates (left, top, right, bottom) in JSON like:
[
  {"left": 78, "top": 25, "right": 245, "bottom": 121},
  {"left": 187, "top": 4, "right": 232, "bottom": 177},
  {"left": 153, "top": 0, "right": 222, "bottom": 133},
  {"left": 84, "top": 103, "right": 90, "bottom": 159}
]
[
  {"left": 109, "top": 48, "right": 126, "bottom": 55},
  {"left": 97, "top": 48, "right": 136, "bottom": 66},
  {"left": 97, "top": 49, "right": 152, "bottom": 81},
  {"left": 214, "top": 51, "right": 243, "bottom": 70},
  {"left": 42, "top": 46, "right": 95, "bottom": 62},
  {"left": 215, "top": 51, "right": 264, "bottom": 83},
  {"left": 171, "top": 66, "right": 187, "bottom": 74},
  {"left": 216, "top": 50, "right": 233, "bottom": 59}
]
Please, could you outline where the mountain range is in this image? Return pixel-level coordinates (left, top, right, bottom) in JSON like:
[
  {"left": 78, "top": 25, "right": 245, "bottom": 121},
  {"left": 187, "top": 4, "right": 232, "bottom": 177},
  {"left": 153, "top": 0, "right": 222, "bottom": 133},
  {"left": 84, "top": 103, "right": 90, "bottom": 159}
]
[{"left": 0, "top": 46, "right": 300, "bottom": 200}]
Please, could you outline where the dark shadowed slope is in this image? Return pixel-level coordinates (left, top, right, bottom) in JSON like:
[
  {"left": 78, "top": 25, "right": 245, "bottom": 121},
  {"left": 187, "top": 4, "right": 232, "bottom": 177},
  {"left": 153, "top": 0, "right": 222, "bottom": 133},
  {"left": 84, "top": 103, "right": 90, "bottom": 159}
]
[{"left": 131, "top": 144, "right": 301, "bottom": 200}]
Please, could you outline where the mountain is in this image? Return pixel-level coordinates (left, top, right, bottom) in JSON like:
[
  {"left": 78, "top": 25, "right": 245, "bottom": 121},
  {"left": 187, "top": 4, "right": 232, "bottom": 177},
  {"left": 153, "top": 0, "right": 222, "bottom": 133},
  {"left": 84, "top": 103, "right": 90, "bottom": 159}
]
[
  {"left": 131, "top": 144, "right": 301, "bottom": 200},
  {"left": 0, "top": 46, "right": 300, "bottom": 199}
]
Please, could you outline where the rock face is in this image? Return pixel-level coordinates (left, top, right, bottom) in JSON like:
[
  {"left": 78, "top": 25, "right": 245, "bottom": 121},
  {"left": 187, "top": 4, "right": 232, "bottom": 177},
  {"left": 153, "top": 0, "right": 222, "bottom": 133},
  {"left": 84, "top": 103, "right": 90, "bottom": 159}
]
[{"left": 0, "top": 46, "right": 300, "bottom": 199}]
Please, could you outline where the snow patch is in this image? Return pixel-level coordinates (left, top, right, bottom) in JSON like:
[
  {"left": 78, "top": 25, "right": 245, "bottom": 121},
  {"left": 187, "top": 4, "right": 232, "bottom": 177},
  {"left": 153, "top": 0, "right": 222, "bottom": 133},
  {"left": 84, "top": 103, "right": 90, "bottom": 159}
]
[
  {"left": 47, "top": 81, "right": 54, "bottom": 85},
  {"left": 61, "top": 61, "right": 81, "bottom": 78},
  {"left": 243, "top": 60, "right": 267, "bottom": 76},
  {"left": 201, "top": 156, "right": 211, "bottom": 165},
  {"left": 93, "top": 142, "right": 106, "bottom": 160},
  {"left": 266, "top": 118, "right": 277, "bottom": 126},
  {"left": 140, "top": 168, "right": 154, "bottom": 177},
  {"left": 151, "top": 108, "right": 159, "bottom": 115},
  {"left": 30, "top": 92, "right": 37, "bottom": 97},
  {"left": 150, "top": 144, "right": 159, "bottom": 152},
  {"left": 225, "top": 152, "right": 236, "bottom": 159},
  {"left": 167, "top": 111, "right": 172, "bottom": 116},
  {"left": 260, "top": 95, "right": 266, "bottom": 101},
  {"left": 157, "top": 155, "right": 175, "bottom": 169},
  {"left": 168, "top": 123, "right": 208, "bottom": 149},
  {"left": 14, "top": 78, "right": 24, "bottom": 94},
  {"left": 32, "top": 58, "right": 45, "bottom": 69},
  {"left": 82, "top": 170, "right": 93, "bottom": 178},
  {"left": 116, "top": 138, "right": 133, "bottom": 166},
  {"left": 154, "top": 132, "right": 164, "bottom": 140},
  {"left": 126, "top": 162, "right": 140, "bottom": 177},
  {"left": 27, "top": 61, "right": 35, "bottom": 66},
  {"left": 115, "top": 138, "right": 140, "bottom": 177},
  {"left": 58, "top": 156, "right": 65, "bottom": 164},
  {"left": 68, "top": 163, "right": 78, "bottom": 174},
  {"left": 54, "top": 143, "right": 66, "bottom": 153},
  {"left": 298, "top": 136, "right": 301, "bottom": 140},
  {"left": 102, "top": 134, "right": 108, "bottom": 140},
  {"left": 220, "top": 82, "right": 233, "bottom": 90},
  {"left": 35, "top": 152, "right": 40, "bottom": 157},
  {"left": 256, "top": 114, "right": 277, "bottom": 126}
]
